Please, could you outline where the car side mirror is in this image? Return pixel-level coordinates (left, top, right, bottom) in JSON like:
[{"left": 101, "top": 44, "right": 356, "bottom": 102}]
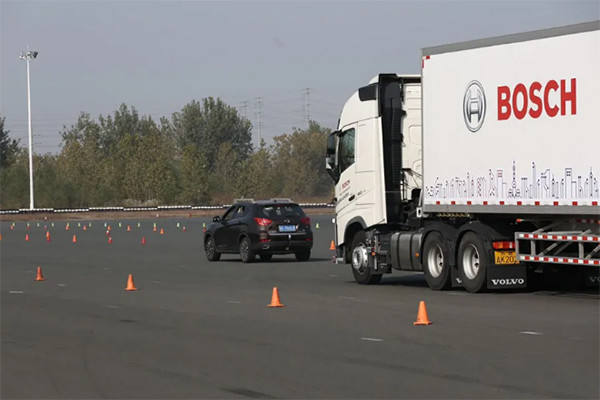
[{"left": 213, "top": 216, "right": 221, "bottom": 222}]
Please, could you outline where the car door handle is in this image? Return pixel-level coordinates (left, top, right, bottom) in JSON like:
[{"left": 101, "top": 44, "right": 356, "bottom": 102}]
[{"left": 349, "top": 194, "right": 355, "bottom": 201}]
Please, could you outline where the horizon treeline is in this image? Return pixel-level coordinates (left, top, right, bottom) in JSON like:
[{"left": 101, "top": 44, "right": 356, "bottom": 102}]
[{"left": 0, "top": 98, "right": 333, "bottom": 209}]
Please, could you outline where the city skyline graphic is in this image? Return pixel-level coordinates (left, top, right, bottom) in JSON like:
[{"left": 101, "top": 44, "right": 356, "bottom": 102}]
[{"left": 424, "top": 160, "right": 599, "bottom": 202}]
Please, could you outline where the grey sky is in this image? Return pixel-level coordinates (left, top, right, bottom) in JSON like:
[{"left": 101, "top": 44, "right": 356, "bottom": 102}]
[{"left": 1, "top": 0, "right": 598, "bottom": 154}]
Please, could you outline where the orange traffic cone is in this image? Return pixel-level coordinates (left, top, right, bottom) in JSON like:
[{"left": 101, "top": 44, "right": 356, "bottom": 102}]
[
  {"left": 72, "top": 234, "right": 77, "bottom": 243},
  {"left": 329, "top": 240, "right": 335, "bottom": 250},
  {"left": 182, "top": 226, "right": 186, "bottom": 232},
  {"left": 267, "top": 287, "right": 285, "bottom": 307},
  {"left": 413, "top": 301, "right": 432, "bottom": 325},
  {"left": 124, "top": 274, "right": 137, "bottom": 291},
  {"left": 25, "top": 233, "right": 30, "bottom": 242},
  {"left": 160, "top": 228, "right": 164, "bottom": 235},
  {"left": 0, "top": 233, "right": 2, "bottom": 241},
  {"left": 141, "top": 236, "right": 146, "bottom": 245},
  {"left": 153, "top": 226, "right": 157, "bottom": 232},
  {"left": 65, "top": 224, "right": 69, "bottom": 231},
  {"left": 46, "top": 231, "right": 51, "bottom": 242},
  {"left": 127, "top": 225, "right": 131, "bottom": 232},
  {"left": 83, "top": 225, "right": 87, "bottom": 231},
  {"left": 35, "top": 266, "right": 45, "bottom": 281},
  {"left": 107, "top": 225, "right": 111, "bottom": 231},
  {"left": 108, "top": 236, "right": 113, "bottom": 244}
]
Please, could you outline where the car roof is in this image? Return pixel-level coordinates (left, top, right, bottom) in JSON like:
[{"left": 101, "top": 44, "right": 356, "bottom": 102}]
[{"left": 234, "top": 198, "right": 299, "bottom": 206}]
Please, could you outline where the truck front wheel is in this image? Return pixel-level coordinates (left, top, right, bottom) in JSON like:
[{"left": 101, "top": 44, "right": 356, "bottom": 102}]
[
  {"left": 458, "top": 232, "right": 488, "bottom": 293},
  {"left": 422, "top": 232, "right": 451, "bottom": 290},
  {"left": 350, "top": 231, "right": 382, "bottom": 285}
]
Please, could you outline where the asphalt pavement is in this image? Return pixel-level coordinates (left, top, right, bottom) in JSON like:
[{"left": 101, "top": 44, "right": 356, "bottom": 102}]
[{"left": 1, "top": 215, "right": 598, "bottom": 399}]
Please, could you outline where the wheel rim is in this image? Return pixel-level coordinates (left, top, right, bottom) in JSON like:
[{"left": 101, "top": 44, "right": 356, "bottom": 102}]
[
  {"left": 240, "top": 239, "right": 249, "bottom": 259},
  {"left": 426, "top": 243, "right": 444, "bottom": 278},
  {"left": 206, "top": 239, "right": 215, "bottom": 256},
  {"left": 352, "top": 242, "right": 369, "bottom": 273},
  {"left": 462, "top": 243, "right": 480, "bottom": 280}
]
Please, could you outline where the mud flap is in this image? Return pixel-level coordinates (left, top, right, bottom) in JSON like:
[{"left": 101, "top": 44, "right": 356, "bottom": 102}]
[{"left": 487, "top": 264, "right": 527, "bottom": 289}]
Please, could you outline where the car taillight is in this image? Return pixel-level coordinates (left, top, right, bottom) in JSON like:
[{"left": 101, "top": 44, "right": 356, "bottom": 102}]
[
  {"left": 254, "top": 217, "right": 272, "bottom": 226},
  {"left": 301, "top": 217, "right": 310, "bottom": 226}
]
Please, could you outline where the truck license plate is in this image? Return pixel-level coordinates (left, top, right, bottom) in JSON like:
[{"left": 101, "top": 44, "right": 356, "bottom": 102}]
[{"left": 494, "top": 251, "right": 518, "bottom": 265}]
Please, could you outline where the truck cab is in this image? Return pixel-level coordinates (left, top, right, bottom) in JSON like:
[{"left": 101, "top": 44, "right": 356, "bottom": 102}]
[{"left": 326, "top": 74, "right": 422, "bottom": 283}]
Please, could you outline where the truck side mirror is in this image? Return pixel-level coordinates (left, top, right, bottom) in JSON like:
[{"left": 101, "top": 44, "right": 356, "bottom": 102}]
[{"left": 326, "top": 132, "right": 340, "bottom": 183}]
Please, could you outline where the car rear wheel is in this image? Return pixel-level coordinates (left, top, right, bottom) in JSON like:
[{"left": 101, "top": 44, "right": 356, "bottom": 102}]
[
  {"left": 295, "top": 250, "right": 310, "bottom": 261},
  {"left": 239, "top": 237, "right": 255, "bottom": 263},
  {"left": 259, "top": 253, "right": 273, "bottom": 262},
  {"left": 205, "top": 236, "right": 221, "bottom": 261}
]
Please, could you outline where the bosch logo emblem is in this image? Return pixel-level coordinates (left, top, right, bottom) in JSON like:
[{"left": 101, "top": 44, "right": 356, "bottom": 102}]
[{"left": 463, "top": 81, "right": 486, "bottom": 132}]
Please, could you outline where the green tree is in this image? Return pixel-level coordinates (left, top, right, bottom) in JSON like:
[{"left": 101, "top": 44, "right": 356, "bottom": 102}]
[
  {"left": 171, "top": 98, "right": 253, "bottom": 170},
  {"left": 178, "top": 144, "right": 210, "bottom": 204},
  {"left": 270, "top": 121, "right": 332, "bottom": 199},
  {"left": 0, "top": 116, "right": 21, "bottom": 168},
  {"left": 236, "top": 141, "right": 274, "bottom": 198},
  {"left": 210, "top": 142, "right": 242, "bottom": 203},
  {"left": 0, "top": 152, "right": 28, "bottom": 208}
]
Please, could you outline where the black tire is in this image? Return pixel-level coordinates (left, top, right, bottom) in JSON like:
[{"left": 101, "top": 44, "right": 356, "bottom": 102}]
[
  {"left": 295, "top": 250, "right": 310, "bottom": 262},
  {"left": 239, "top": 236, "right": 255, "bottom": 263},
  {"left": 422, "top": 231, "right": 451, "bottom": 290},
  {"left": 350, "top": 231, "right": 382, "bottom": 285},
  {"left": 259, "top": 253, "right": 273, "bottom": 262},
  {"left": 458, "top": 232, "right": 489, "bottom": 293},
  {"left": 205, "top": 236, "right": 221, "bottom": 261}
]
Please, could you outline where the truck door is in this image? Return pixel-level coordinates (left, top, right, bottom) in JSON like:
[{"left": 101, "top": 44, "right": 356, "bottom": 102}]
[{"left": 335, "top": 125, "right": 358, "bottom": 229}]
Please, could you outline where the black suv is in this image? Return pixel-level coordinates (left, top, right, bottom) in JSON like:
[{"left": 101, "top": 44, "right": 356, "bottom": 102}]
[{"left": 204, "top": 199, "right": 313, "bottom": 263}]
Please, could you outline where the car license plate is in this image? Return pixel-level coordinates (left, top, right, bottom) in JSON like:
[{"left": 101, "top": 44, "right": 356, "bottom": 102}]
[
  {"left": 278, "top": 225, "right": 296, "bottom": 232},
  {"left": 494, "top": 251, "right": 518, "bottom": 265}
]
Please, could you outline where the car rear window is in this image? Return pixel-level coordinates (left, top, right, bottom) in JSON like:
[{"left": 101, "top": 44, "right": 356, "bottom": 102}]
[{"left": 259, "top": 204, "right": 305, "bottom": 220}]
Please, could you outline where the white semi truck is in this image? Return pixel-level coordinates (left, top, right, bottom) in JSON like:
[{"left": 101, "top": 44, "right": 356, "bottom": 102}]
[{"left": 325, "top": 21, "right": 600, "bottom": 292}]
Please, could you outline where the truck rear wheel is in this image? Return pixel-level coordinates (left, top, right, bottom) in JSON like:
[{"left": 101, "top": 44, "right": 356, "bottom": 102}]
[
  {"left": 422, "top": 232, "right": 451, "bottom": 290},
  {"left": 350, "top": 231, "right": 382, "bottom": 285},
  {"left": 458, "top": 232, "right": 488, "bottom": 293}
]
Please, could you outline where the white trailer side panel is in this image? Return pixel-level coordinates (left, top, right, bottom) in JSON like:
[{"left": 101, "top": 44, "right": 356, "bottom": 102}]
[{"left": 421, "top": 23, "right": 599, "bottom": 215}]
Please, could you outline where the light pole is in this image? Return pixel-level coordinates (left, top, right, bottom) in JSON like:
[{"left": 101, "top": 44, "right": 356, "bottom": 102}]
[{"left": 19, "top": 49, "right": 38, "bottom": 210}]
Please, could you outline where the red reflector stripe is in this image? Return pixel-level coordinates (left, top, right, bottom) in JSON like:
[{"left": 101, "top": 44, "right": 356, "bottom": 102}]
[
  {"left": 553, "top": 201, "right": 559, "bottom": 206},
  {"left": 535, "top": 201, "right": 540, "bottom": 206},
  {"left": 517, "top": 201, "right": 522, "bottom": 206},
  {"left": 483, "top": 201, "right": 488, "bottom": 205},
  {"left": 572, "top": 201, "right": 578, "bottom": 206}
]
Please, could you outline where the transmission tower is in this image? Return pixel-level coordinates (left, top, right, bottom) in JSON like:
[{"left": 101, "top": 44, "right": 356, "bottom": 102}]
[
  {"left": 303, "top": 88, "right": 310, "bottom": 126},
  {"left": 255, "top": 97, "right": 262, "bottom": 147}
]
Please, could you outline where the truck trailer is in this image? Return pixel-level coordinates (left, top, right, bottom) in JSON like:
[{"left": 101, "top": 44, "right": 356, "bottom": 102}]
[{"left": 325, "top": 21, "right": 600, "bottom": 292}]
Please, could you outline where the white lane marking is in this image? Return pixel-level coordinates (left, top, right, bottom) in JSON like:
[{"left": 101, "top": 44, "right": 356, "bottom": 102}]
[
  {"left": 9, "top": 290, "right": 24, "bottom": 294},
  {"left": 105, "top": 305, "right": 120, "bottom": 309},
  {"left": 361, "top": 337, "right": 383, "bottom": 342},
  {"left": 57, "top": 283, "right": 66, "bottom": 287},
  {"left": 520, "top": 331, "right": 543, "bottom": 336},
  {"left": 227, "top": 301, "right": 242, "bottom": 304}
]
